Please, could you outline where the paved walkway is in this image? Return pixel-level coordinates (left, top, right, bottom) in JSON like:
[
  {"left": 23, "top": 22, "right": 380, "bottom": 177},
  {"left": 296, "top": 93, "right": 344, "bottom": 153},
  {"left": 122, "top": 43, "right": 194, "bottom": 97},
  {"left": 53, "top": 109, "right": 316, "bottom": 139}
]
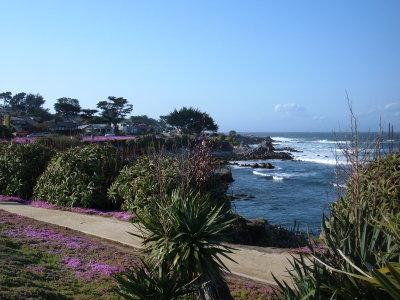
[{"left": 0, "top": 202, "right": 295, "bottom": 286}]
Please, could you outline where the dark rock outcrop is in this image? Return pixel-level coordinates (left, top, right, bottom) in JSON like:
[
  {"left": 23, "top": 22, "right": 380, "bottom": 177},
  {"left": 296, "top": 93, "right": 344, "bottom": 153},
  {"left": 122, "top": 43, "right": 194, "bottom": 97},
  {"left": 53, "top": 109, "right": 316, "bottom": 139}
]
[
  {"left": 228, "top": 215, "right": 307, "bottom": 248},
  {"left": 275, "top": 147, "right": 302, "bottom": 153},
  {"left": 212, "top": 135, "right": 293, "bottom": 160},
  {"left": 215, "top": 167, "right": 234, "bottom": 183}
]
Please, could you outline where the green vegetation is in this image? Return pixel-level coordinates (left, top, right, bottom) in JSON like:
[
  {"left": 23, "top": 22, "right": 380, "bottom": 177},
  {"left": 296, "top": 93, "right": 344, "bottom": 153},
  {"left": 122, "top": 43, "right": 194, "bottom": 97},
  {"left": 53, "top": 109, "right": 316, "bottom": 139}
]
[
  {"left": 108, "top": 154, "right": 227, "bottom": 214},
  {"left": 0, "top": 124, "right": 13, "bottom": 140},
  {"left": 0, "top": 210, "right": 138, "bottom": 299},
  {"left": 54, "top": 97, "right": 82, "bottom": 120},
  {"left": 0, "top": 92, "right": 52, "bottom": 122},
  {"left": 119, "top": 189, "right": 235, "bottom": 299},
  {"left": 161, "top": 106, "right": 218, "bottom": 134},
  {"left": 96, "top": 96, "right": 133, "bottom": 134},
  {"left": 35, "top": 135, "right": 83, "bottom": 151},
  {"left": 0, "top": 142, "right": 53, "bottom": 198},
  {"left": 33, "top": 143, "right": 124, "bottom": 209},
  {"left": 272, "top": 152, "right": 400, "bottom": 299},
  {"left": 116, "top": 260, "right": 196, "bottom": 299}
]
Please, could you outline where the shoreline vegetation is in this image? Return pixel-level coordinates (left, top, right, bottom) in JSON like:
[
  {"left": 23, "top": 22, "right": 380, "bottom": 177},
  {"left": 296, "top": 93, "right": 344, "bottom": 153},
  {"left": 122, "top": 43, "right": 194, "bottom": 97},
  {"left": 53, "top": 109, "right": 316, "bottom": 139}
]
[
  {"left": 1, "top": 126, "right": 399, "bottom": 299},
  {"left": 0, "top": 209, "right": 273, "bottom": 299}
]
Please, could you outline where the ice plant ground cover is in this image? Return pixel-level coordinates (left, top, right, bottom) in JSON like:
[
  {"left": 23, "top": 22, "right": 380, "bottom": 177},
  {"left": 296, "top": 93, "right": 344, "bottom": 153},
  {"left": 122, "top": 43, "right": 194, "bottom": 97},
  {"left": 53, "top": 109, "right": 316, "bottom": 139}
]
[
  {"left": 0, "top": 136, "right": 137, "bottom": 143},
  {"left": 0, "top": 209, "right": 141, "bottom": 299},
  {"left": 0, "top": 196, "right": 135, "bottom": 221},
  {"left": 0, "top": 209, "right": 273, "bottom": 299}
]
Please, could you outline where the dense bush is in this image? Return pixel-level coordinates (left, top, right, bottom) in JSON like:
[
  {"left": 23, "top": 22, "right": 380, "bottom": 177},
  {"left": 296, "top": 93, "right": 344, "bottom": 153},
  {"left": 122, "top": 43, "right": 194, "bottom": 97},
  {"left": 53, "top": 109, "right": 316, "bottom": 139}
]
[
  {"left": 273, "top": 152, "right": 400, "bottom": 299},
  {"left": 0, "top": 125, "right": 14, "bottom": 140},
  {"left": 0, "top": 142, "right": 53, "bottom": 198},
  {"left": 33, "top": 143, "right": 124, "bottom": 209},
  {"left": 35, "top": 136, "right": 82, "bottom": 151},
  {"left": 108, "top": 154, "right": 227, "bottom": 213},
  {"left": 122, "top": 134, "right": 196, "bottom": 156}
]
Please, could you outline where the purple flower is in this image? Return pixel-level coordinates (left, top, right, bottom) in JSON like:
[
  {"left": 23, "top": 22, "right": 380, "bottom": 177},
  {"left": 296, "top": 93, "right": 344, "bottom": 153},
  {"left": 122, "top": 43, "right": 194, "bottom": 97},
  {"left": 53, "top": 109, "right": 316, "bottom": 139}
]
[{"left": 64, "top": 257, "right": 82, "bottom": 267}]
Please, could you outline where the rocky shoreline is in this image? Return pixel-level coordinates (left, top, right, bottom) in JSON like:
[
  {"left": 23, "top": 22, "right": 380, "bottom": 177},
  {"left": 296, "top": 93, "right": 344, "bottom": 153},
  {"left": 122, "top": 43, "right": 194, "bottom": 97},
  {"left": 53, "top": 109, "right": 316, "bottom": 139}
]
[{"left": 213, "top": 135, "right": 294, "bottom": 161}]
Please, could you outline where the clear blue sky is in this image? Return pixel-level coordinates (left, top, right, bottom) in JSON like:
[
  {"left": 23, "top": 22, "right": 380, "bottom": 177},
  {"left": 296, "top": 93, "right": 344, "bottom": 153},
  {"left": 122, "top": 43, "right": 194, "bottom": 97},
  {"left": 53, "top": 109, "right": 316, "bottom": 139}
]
[{"left": 1, "top": 0, "right": 399, "bottom": 132}]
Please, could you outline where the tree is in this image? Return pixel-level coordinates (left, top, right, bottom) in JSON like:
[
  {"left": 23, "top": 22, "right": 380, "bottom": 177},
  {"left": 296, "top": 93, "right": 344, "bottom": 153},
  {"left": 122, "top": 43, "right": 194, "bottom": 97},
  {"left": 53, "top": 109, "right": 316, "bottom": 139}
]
[
  {"left": 130, "top": 115, "right": 160, "bottom": 127},
  {"left": 228, "top": 130, "right": 237, "bottom": 137},
  {"left": 9, "top": 92, "right": 26, "bottom": 112},
  {"left": 80, "top": 109, "right": 99, "bottom": 124},
  {"left": 96, "top": 96, "right": 133, "bottom": 133},
  {"left": 0, "top": 92, "right": 12, "bottom": 106},
  {"left": 54, "top": 97, "right": 81, "bottom": 120},
  {"left": 161, "top": 107, "right": 218, "bottom": 135},
  {"left": 3, "top": 92, "right": 50, "bottom": 120},
  {"left": 24, "top": 93, "right": 45, "bottom": 115}
]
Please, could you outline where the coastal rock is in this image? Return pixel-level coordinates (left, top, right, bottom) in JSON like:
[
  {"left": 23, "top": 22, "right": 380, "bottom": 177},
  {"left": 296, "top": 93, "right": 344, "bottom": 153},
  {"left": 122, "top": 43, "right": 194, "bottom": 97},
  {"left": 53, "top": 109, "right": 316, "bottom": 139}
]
[
  {"left": 275, "top": 147, "right": 302, "bottom": 153},
  {"left": 229, "top": 215, "right": 307, "bottom": 248},
  {"left": 233, "top": 135, "right": 274, "bottom": 145},
  {"left": 250, "top": 162, "right": 274, "bottom": 169},
  {"left": 212, "top": 135, "right": 293, "bottom": 160},
  {"left": 215, "top": 167, "right": 234, "bottom": 183}
]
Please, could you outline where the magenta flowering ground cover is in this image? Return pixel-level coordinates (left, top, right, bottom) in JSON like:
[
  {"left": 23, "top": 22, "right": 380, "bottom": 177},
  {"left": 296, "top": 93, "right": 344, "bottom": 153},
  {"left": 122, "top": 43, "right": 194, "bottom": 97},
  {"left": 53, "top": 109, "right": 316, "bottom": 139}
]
[
  {"left": 0, "top": 195, "right": 135, "bottom": 221},
  {"left": 288, "top": 241, "right": 327, "bottom": 254},
  {"left": 0, "top": 210, "right": 141, "bottom": 281},
  {"left": 0, "top": 209, "right": 274, "bottom": 299},
  {"left": 0, "top": 209, "right": 142, "bottom": 299},
  {"left": 81, "top": 136, "right": 136, "bottom": 142},
  {"left": 2, "top": 136, "right": 136, "bottom": 144}
]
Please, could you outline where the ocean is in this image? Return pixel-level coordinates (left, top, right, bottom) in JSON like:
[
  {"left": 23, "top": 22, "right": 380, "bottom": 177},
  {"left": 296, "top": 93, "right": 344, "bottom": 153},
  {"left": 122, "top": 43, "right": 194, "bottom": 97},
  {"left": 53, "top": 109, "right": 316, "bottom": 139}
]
[{"left": 229, "top": 132, "right": 397, "bottom": 233}]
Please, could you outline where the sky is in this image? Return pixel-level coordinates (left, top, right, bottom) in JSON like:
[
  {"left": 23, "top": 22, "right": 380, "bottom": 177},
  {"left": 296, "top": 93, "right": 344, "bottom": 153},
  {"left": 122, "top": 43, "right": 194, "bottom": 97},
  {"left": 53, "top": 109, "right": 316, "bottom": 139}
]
[{"left": 0, "top": 0, "right": 399, "bottom": 132}]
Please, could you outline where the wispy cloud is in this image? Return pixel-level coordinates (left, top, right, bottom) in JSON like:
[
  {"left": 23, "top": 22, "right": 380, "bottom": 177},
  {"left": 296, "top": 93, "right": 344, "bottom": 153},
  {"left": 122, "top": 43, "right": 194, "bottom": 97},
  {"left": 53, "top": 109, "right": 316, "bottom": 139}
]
[
  {"left": 312, "top": 116, "right": 326, "bottom": 121},
  {"left": 383, "top": 102, "right": 400, "bottom": 111},
  {"left": 274, "top": 103, "right": 305, "bottom": 113},
  {"left": 361, "top": 102, "right": 400, "bottom": 117}
]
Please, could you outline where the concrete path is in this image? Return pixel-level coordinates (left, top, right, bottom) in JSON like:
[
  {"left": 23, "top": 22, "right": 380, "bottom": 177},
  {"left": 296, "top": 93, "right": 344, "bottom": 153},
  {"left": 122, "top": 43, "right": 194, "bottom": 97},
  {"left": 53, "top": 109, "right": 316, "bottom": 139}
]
[{"left": 0, "top": 202, "right": 294, "bottom": 286}]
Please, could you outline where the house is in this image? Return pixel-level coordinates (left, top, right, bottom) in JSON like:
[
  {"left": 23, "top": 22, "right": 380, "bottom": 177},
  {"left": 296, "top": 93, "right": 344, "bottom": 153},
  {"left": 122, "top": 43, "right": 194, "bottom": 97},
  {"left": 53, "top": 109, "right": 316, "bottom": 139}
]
[
  {"left": 9, "top": 117, "right": 37, "bottom": 135},
  {"left": 117, "top": 121, "right": 147, "bottom": 135},
  {"left": 78, "top": 124, "right": 113, "bottom": 136},
  {"left": 47, "top": 121, "right": 78, "bottom": 133}
]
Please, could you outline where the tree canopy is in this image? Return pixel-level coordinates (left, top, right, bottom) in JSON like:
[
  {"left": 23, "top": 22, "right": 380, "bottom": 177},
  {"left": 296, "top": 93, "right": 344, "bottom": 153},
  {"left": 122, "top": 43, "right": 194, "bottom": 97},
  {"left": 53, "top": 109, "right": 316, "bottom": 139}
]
[
  {"left": 54, "top": 98, "right": 81, "bottom": 120},
  {"left": 0, "top": 92, "right": 52, "bottom": 122},
  {"left": 130, "top": 115, "right": 161, "bottom": 127},
  {"left": 97, "top": 96, "right": 133, "bottom": 132},
  {"left": 161, "top": 107, "right": 218, "bottom": 134},
  {"left": 0, "top": 92, "right": 12, "bottom": 106},
  {"left": 80, "top": 109, "right": 99, "bottom": 124}
]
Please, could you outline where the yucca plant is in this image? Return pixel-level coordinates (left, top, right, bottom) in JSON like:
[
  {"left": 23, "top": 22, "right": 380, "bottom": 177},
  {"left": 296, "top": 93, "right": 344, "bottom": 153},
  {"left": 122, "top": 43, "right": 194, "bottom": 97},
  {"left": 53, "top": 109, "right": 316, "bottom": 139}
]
[
  {"left": 337, "top": 215, "right": 400, "bottom": 299},
  {"left": 272, "top": 136, "right": 399, "bottom": 299},
  {"left": 116, "top": 261, "right": 197, "bottom": 300},
  {"left": 130, "top": 188, "right": 236, "bottom": 300},
  {"left": 272, "top": 209, "right": 397, "bottom": 299}
]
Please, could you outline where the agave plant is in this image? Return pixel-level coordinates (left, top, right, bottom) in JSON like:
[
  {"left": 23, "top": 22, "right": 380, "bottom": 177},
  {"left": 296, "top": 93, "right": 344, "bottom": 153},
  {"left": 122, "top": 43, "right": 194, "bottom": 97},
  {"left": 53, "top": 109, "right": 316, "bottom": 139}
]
[
  {"left": 272, "top": 152, "right": 400, "bottom": 300},
  {"left": 115, "top": 260, "right": 196, "bottom": 300},
  {"left": 132, "top": 188, "right": 236, "bottom": 300}
]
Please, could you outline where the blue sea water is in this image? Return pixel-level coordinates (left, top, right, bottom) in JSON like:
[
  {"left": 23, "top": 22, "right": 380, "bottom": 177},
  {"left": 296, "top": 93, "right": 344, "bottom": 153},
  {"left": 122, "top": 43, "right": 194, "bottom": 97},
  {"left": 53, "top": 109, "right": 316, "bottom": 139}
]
[{"left": 229, "top": 132, "right": 397, "bottom": 233}]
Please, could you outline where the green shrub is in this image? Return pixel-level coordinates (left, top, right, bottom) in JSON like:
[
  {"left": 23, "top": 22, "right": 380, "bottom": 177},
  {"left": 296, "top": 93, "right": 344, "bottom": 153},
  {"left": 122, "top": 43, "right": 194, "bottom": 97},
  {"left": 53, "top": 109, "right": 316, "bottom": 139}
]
[
  {"left": 33, "top": 143, "right": 124, "bottom": 209},
  {"left": 35, "top": 136, "right": 82, "bottom": 151},
  {"left": 108, "top": 155, "right": 227, "bottom": 213},
  {"left": 0, "top": 125, "right": 14, "bottom": 140},
  {"left": 0, "top": 142, "right": 53, "bottom": 198}
]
